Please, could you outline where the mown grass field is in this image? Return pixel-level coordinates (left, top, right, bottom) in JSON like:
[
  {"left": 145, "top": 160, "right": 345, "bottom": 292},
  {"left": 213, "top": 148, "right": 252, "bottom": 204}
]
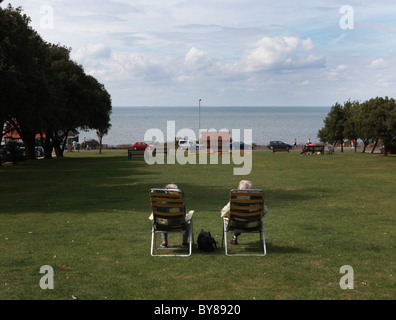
[{"left": 0, "top": 150, "right": 394, "bottom": 300}]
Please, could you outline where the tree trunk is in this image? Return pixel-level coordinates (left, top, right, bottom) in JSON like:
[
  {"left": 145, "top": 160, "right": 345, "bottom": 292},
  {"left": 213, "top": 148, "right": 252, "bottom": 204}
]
[
  {"left": 7, "top": 119, "right": 36, "bottom": 159},
  {"left": 371, "top": 139, "right": 378, "bottom": 154},
  {"left": 52, "top": 133, "right": 67, "bottom": 158},
  {"left": 99, "top": 136, "right": 103, "bottom": 154},
  {"left": 20, "top": 132, "right": 36, "bottom": 160},
  {"left": 362, "top": 140, "right": 368, "bottom": 153},
  {"left": 43, "top": 131, "right": 53, "bottom": 159}
]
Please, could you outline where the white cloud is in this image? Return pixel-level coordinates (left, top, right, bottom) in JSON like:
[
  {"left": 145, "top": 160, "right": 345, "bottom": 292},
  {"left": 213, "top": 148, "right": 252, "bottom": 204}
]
[
  {"left": 87, "top": 50, "right": 173, "bottom": 83},
  {"left": 183, "top": 47, "right": 213, "bottom": 72},
  {"left": 4, "top": 0, "right": 396, "bottom": 106},
  {"left": 326, "top": 64, "right": 349, "bottom": 81},
  {"left": 377, "top": 78, "right": 390, "bottom": 87},
  {"left": 236, "top": 36, "right": 325, "bottom": 73},
  {"left": 370, "top": 58, "right": 388, "bottom": 69},
  {"left": 72, "top": 43, "right": 111, "bottom": 62}
]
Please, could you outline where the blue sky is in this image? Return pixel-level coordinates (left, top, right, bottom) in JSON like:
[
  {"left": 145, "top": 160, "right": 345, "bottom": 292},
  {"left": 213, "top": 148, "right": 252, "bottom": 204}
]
[{"left": 3, "top": 0, "right": 396, "bottom": 106}]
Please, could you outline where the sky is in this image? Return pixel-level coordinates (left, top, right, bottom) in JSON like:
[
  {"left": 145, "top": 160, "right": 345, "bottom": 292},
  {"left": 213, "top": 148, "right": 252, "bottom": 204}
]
[{"left": 2, "top": 0, "right": 396, "bottom": 107}]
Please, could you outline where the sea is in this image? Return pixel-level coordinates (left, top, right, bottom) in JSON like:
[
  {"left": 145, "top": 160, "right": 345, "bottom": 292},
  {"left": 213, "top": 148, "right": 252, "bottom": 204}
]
[{"left": 78, "top": 106, "right": 331, "bottom": 147}]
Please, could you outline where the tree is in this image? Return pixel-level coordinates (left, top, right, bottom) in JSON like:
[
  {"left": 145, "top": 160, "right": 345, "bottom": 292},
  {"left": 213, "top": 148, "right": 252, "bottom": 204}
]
[
  {"left": 1, "top": 4, "right": 53, "bottom": 159},
  {"left": 343, "top": 100, "right": 360, "bottom": 152},
  {"left": 386, "top": 105, "right": 396, "bottom": 154},
  {"left": 319, "top": 97, "right": 396, "bottom": 156},
  {"left": 97, "top": 124, "right": 111, "bottom": 154},
  {"left": 360, "top": 97, "right": 396, "bottom": 155},
  {"left": 318, "top": 102, "right": 348, "bottom": 152},
  {"left": 1, "top": 5, "right": 112, "bottom": 160},
  {"left": 358, "top": 99, "right": 378, "bottom": 153},
  {"left": 363, "top": 97, "right": 396, "bottom": 156}
]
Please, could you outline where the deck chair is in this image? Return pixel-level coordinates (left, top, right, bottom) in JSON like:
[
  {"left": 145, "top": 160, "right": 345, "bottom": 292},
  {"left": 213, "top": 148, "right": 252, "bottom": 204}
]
[
  {"left": 222, "top": 189, "right": 266, "bottom": 256},
  {"left": 150, "top": 188, "right": 194, "bottom": 257}
]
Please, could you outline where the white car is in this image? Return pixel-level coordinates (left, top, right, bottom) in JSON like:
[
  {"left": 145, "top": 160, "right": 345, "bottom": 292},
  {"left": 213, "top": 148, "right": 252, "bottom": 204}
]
[{"left": 178, "top": 139, "right": 201, "bottom": 150}]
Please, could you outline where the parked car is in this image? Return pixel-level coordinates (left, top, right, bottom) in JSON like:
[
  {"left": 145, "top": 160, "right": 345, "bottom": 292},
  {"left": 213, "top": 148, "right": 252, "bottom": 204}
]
[
  {"left": 178, "top": 139, "right": 201, "bottom": 150},
  {"left": 35, "top": 146, "right": 44, "bottom": 158},
  {"left": 230, "top": 141, "right": 252, "bottom": 150},
  {"left": 132, "top": 141, "right": 152, "bottom": 150},
  {"left": 266, "top": 141, "right": 292, "bottom": 150},
  {"left": 0, "top": 144, "right": 26, "bottom": 163}
]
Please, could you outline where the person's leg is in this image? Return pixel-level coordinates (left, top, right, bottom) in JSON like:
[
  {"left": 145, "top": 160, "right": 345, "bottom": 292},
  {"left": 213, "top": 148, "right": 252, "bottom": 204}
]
[
  {"left": 182, "top": 224, "right": 190, "bottom": 247},
  {"left": 161, "top": 232, "right": 168, "bottom": 247},
  {"left": 230, "top": 232, "right": 241, "bottom": 245}
]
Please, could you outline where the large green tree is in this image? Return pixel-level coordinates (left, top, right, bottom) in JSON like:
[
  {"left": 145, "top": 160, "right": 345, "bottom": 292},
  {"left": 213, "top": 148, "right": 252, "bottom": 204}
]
[
  {"left": 318, "top": 97, "right": 396, "bottom": 156},
  {"left": 0, "top": 3, "right": 47, "bottom": 159},
  {"left": 362, "top": 97, "right": 396, "bottom": 156},
  {"left": 343, "top": 100, "right": 360, "bottom": 152},
  {"left": 1, "top": 3, "right": 112, "bottom": 160},
  {"left": 318, "top": 102, "right": 348, "bottom": 152}
]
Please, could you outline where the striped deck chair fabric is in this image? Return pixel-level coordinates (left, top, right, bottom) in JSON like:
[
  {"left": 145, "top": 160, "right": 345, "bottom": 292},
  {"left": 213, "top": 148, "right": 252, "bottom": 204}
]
[
  {"left": 222, "top": 189, "right": 266, "bottom": 256},
  {"left": 150, "top": 188, "right": 193, "bottom": 257}
]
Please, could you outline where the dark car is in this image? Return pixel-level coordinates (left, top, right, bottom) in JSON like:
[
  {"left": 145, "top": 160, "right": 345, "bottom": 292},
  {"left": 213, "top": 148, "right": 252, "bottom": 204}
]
[
  {"left": 230, "top": 141, "right": 252, "bottom": 150},
  {"left": 0, "top": 144, "right": 26, "bottom": 163},
  {"left": 35, "top": 146, "right": 44, "bottom": 158},
  {"left": 266, "top": 141, "right": 292, "bottom": 150},
  {"left": 132, "top": 141, "right": 152, "bottom": 150}
]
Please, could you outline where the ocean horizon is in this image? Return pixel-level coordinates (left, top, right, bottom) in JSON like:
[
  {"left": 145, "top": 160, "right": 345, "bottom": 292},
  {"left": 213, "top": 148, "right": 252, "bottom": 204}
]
[{"left": 79, "top": 106, "right": 331, "bottom": 147}]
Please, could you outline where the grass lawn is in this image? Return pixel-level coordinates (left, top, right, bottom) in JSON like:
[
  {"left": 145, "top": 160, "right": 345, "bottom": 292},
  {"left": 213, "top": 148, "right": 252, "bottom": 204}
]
[{"left": 0, "top": 150, "right": 394, "bottom": 300}]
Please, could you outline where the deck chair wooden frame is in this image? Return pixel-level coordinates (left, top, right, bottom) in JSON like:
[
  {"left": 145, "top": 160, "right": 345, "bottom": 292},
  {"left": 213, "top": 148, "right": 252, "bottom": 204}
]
[
  {"left": 222, "top": 189, "right": 266, "bottom": 256},
  {"left": 150, "top": 188, "right": 193, "bottom": 257}
]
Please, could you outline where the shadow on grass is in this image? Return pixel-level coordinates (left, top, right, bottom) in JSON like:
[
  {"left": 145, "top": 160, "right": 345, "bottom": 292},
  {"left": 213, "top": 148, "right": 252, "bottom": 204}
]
[
  {"left": 0, "top": 155, "right": 157, "bottom": 215},
  {"left": 1, "top": 154, "right": 329, "bottom": 219},
  {"left": 265, "top": 242, "right": 308, "bottom": 254},
  {"left": 184, "top": 239, "right": 308, "bottom": 256}
]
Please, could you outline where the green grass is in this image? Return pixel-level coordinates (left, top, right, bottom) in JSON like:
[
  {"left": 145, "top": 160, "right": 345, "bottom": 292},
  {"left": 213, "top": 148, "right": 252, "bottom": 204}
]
[{"left": 0, "top": 150, "right": 395, "bottom": 300}]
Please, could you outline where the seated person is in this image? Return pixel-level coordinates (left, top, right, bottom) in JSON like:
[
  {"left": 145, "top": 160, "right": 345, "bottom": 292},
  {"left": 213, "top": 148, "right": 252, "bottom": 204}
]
[
  {"left": 220, "top": 180, "right": 268, "bottom": 245},
  {"left": 149, "top": 183, "right": 191, "bottom": 248}
]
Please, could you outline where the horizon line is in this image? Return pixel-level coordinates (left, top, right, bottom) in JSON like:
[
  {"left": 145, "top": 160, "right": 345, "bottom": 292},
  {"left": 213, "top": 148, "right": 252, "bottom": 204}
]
[{"left": 112, "top": 105, "right": 331, "bottom": 108}]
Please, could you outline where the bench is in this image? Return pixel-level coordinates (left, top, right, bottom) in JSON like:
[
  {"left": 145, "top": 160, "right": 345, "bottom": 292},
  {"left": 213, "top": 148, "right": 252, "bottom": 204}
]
[
  {"left": 128, "top": 148, "right": 168, "bottom": 159},
  {"left": 272, "top": 145, "right": 290, "bottom": 152},
  {"left": 128, "top": 149, "right": 145, "bottom": 159},
  {"left": 301, "top": 144, "right": 324, "bottom": 155}
]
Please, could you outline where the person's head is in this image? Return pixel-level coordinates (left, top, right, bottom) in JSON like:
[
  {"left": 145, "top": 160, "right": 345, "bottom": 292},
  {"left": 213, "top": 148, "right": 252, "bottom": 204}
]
[
  {"left": 165, "top": 183, "right": 178, "bottom": 189},
  {"left": 238, "top": 180, "right": 253, "bottom": 190}
]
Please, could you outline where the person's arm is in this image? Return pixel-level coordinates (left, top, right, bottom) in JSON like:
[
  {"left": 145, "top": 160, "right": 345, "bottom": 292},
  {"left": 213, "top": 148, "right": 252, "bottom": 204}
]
[{"left": 220, "top": 202, "right": 230, "bottom": 218}]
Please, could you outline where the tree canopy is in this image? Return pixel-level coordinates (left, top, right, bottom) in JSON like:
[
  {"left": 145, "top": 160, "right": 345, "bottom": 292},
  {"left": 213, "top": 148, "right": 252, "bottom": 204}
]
[
  {"left": 1, "top": 3, "right": 112, "bottom": 159},
  {"left": 318, "top": 97, "right": 396, "bottom": 155}
]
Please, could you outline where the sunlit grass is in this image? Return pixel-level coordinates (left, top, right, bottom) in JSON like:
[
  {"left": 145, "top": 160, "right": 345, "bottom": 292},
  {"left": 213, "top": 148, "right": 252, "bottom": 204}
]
[{"left": 0, "top": 150, "right": 394, "bottom": 299}]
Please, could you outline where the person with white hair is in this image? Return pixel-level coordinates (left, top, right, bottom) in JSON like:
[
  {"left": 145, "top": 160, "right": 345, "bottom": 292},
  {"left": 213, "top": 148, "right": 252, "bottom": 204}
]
[
  {"left": 220, "top": 180, "right": 268, "bottom": 245},
  {"left": 149, "top": 183, "right": 190, "bottom": 248}
]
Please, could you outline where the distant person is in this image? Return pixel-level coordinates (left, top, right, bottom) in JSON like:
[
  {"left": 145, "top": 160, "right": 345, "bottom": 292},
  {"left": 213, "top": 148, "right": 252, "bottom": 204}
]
[
  {"left": 221, "top": 180, "right": 268, "bottom": 245},
  {"left": 293, "top": 138, "right": 297, "bottom": 148}
]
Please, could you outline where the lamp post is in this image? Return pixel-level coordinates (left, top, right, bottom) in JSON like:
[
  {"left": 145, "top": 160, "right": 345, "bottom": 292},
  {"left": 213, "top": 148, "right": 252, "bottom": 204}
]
[{"left": 198, "top": 98, "right": 202, "bottom": 135}]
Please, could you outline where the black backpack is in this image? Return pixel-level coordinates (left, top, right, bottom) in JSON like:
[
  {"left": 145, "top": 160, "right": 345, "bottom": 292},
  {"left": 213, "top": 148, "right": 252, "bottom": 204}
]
[{"left": 197, "top": 229, "right": 218, "bottom": 252}]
